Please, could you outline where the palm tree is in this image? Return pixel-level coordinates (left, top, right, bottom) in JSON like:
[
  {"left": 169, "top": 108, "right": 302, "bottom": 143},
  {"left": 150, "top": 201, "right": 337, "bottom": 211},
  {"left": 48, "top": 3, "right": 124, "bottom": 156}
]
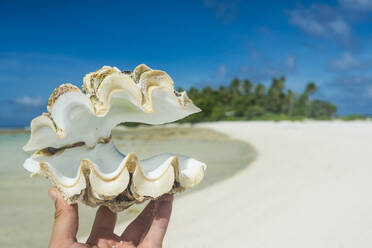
[
  {"left": 243, "top": 79, "right": 252, "bottom": 95},
  {"left": 254, "top": 84, "right": 265, "bottom": 97},
  {"left": 305, "top": 82, "right": 317, "bottom": 95},
  {"left": 272, "top": 77, "right": 285, "bottom": 93},
  {"left": 287, "top": 89, "right": 296, "bottom": 115},
  {"left": 218, "top": 85, "right": 229, "bottom": 104},
  {"left": 229, "top": 78, "right": 241, "bottom": 97},
  {"left": 267, "top": 77, "right": 286, "bottom": 113}
]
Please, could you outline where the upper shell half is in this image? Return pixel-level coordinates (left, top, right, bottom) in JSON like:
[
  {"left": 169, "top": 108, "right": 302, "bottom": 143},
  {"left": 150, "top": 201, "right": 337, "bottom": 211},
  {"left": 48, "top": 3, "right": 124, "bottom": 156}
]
[{"left": 23, "top": 64, "right": 206, "bottom": 212}]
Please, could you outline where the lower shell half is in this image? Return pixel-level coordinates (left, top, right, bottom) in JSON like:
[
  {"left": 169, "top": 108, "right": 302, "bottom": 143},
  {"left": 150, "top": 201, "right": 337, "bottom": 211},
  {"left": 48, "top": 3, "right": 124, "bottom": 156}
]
[
  {"left": 24, "top": 141, "right": 206, "bottom": 212},
  {"left": 22, "top": 64, "right": 207, "bottom": 211}
]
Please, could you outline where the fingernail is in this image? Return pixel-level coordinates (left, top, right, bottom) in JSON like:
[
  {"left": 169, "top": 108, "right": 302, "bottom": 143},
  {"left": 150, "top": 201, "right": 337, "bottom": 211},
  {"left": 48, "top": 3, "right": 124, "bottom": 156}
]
[{"left": 48, "top": 189, "right": 57, "bottom": 202}]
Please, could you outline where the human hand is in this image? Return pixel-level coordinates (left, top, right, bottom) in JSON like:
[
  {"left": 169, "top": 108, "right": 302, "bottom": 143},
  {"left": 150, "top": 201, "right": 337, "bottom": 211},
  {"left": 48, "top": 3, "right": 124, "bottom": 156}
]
[{"left": 48, "top": 187, "right": 173, "bottom": 248}]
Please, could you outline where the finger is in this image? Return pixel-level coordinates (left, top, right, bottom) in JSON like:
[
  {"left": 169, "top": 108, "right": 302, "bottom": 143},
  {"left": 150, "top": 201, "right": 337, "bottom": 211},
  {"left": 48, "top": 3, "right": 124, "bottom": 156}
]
[
  {"left": 140, "top": 194, "right": 173, "bottom": 247},
  {"left": 48, "top": 187, "right": 79, "bottom": 248},
  {"left": 91, "top": 206, "right": 117, "bottom": 233},
  {"left": 87, "top": 205, "right": 117, "bottom": 245},
  {"left": 121, "top": 200, "right": 156, "bottom": 245}
]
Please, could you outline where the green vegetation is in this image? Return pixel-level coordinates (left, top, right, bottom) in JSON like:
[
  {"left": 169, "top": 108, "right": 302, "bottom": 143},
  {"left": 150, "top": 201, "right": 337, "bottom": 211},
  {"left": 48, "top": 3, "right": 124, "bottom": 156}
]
[
  {"left": 121, "top": 76, "right": 369, "bottom": 127},
  {"left": 179, "top": 76, "right": 338, "bottom": 123},
  {"left": 337, "top": 114, "right": 367, "bottom": 121}
]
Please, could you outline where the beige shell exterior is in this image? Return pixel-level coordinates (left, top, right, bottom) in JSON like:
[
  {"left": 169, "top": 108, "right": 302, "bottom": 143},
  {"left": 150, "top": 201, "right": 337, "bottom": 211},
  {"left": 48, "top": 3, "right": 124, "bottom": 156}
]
[{"left": 23, "top": 65, "right": 206, "bottom": 212}]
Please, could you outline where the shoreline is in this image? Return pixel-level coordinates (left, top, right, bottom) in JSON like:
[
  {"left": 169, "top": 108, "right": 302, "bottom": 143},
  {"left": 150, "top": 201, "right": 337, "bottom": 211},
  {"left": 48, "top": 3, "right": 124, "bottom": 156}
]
[
  {"left": 0, "top": 129, "right": 29, "bottom": 134},
  {"left": 0, "top": 126, "right": 254, "bottom": 247},
  {"left": 105, "top": 126, "right": 257, "bottom": 228},
  {"left": 1, "top": 119, "right": 371, "bottom": 134},
  {"left": 3, "top": 121, "right": 372, "bottom": 247}
]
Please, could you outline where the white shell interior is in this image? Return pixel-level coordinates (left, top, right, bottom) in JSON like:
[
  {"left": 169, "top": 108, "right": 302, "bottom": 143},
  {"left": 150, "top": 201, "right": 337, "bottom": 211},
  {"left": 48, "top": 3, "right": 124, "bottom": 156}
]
[
  {"left": 24, "top": 88, "right": 199, "bottom": 151},
  {"left": 22, "top": 65, "right": 206, "bottom": 210}
]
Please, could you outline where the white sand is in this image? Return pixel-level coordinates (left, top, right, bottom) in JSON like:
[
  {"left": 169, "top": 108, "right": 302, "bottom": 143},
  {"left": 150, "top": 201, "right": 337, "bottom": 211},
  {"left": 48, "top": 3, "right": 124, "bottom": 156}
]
[{"left": 114, "top": 121, "right": 372, "bottom": 247}]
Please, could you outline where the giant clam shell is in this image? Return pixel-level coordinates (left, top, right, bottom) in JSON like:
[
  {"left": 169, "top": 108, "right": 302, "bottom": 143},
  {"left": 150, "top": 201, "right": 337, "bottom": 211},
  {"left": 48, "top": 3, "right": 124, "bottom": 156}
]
[{"left": 22, "top": 64, "right": 206, "bottom": 212}]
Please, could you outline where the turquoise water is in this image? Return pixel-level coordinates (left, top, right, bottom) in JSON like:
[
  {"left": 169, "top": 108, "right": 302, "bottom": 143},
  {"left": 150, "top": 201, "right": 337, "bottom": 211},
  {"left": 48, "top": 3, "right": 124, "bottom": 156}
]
[
  {"left": 0, "top": 133, "right": 54, "bottom": 246},
  {"left": 0, "top": 128, "right": 255, "bottom": 247},
  {"left": 0, "top": 133, "right": 29, "bottom": 172}
]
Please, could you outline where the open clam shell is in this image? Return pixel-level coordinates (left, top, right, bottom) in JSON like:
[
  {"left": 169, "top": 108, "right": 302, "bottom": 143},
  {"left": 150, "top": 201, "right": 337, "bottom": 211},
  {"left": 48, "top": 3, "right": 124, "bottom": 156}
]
[{"left": 23, "top": 65, "right": 206, "bottom": 212}]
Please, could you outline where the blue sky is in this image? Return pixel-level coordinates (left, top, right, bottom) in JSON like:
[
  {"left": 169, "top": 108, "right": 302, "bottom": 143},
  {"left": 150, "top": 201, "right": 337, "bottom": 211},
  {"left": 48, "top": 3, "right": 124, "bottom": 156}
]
[{"left": 1, "top": 0, "right": 372, "bottom": 127}]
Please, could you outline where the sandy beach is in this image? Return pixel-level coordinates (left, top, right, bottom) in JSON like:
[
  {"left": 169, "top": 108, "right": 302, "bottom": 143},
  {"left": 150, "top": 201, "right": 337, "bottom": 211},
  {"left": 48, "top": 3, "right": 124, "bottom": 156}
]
[
  {"left": 1, "top": 121, "right": 371, "bottom": 247},
  {"left": 104, "top": 121, "right": 372, "bottom": 248}
]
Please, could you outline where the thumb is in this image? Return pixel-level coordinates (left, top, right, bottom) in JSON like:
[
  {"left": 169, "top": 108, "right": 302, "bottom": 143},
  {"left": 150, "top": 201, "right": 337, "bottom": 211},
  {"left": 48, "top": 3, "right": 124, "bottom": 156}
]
[{"left": 48, "top": 187, "right": 79, "bottom": 248}]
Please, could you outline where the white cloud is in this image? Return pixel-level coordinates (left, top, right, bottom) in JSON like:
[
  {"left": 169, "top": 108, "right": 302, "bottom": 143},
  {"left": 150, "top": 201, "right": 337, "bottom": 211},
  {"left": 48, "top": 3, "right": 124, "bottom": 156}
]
[
  {"left": 287, "top": 3, "right": 368, "bottom": 49},
  {"left": 288, "top": 4, "right": 352, "bottom": 40},
  {"left": 286, "top": 55, "right": 297, "bottom": 70},
  {"left": 328, "top": 52, "right": 372, "bottom": 72},
  {"left": 339, "top": 0, "right": 372, "bottom": 11},
  {"left": 328, "top": 52, "right": 360, "bottom": 71},
  {"left": 215, "top": 64, "right": 227, "bottom": 78},
  {"left": 288, "top": 0, "right": 372, "bottom": 48},
  {"left": 14, "top": 96, "right": 44, "bottom": 107},
  {"left": 289, "top": 7, "right": 327, "bottom": 37},
  {"left": 328, "top": 19, "right": 351, "bottom": 37}
]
